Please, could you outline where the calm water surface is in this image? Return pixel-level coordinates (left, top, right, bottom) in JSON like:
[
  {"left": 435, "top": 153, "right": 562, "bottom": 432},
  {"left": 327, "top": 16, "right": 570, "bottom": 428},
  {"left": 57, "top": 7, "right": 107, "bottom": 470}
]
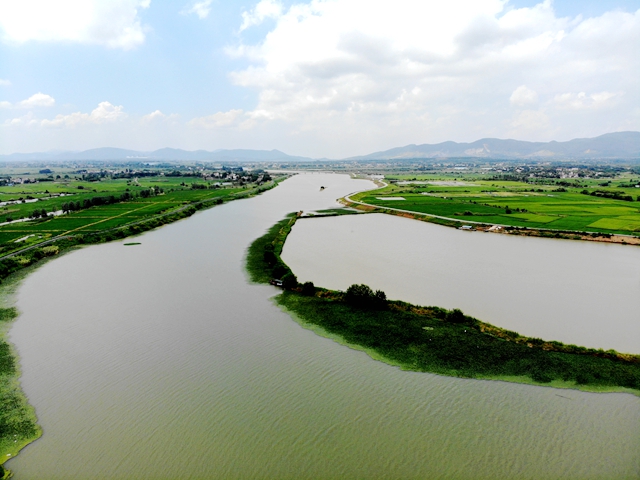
[
  {"left": 7, "top": 174, "right": 640, "bottom": 479},
  {"left": 283, "top": 213, "right": 640, "bottom": 354}
]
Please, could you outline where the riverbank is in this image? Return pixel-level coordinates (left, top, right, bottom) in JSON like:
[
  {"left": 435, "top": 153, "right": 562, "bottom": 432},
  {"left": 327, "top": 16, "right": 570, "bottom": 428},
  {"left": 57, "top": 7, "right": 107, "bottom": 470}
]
[
  {"left": 0, "top": 177, "right": 286, "bottom": 477},
  {"left": 0, "top": 265, "right": 45, "bottom": 476},
  {"left": 247, "top": 213, "right": 640, "bottom": 396}
]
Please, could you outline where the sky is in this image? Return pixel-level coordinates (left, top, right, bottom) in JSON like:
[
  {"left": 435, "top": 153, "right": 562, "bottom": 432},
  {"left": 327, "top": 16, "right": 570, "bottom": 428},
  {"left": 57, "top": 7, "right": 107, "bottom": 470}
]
[{"left": 0, "top": 0, "right": 638, "bottom": 158}]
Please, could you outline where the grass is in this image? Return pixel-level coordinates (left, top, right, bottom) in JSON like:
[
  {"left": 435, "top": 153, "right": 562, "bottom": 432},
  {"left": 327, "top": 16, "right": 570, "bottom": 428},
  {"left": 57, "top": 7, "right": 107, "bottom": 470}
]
[
  {"left": 350, "top": 179, "right": 640, "bottom": 236},
  {"left": 0, "top": 302, "right": 41, "bottom": 471},
  {"left": 247, "top": 213, "right": 640, "bottom": 396}
]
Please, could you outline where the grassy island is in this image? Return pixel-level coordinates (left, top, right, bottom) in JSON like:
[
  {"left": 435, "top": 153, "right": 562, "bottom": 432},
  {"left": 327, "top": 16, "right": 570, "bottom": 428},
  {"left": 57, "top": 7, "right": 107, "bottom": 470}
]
[{"left": 247, "top": 214, "right": 640, "bottom": 395}]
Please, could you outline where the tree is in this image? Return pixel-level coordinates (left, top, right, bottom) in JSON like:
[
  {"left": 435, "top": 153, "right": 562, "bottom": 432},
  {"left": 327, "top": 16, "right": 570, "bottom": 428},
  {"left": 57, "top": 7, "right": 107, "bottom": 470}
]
[
  {"left": 445, "top": 308, "right": 466, "bottom": 324},
  {"left": 345, "top": 284, "right": 387, "bottom": 309},
  {"left": 301, "top": 281, "right": 315, "bottom": 296},
  {"left": 282, "top": 272, "right": 298, "bottom": 290}
]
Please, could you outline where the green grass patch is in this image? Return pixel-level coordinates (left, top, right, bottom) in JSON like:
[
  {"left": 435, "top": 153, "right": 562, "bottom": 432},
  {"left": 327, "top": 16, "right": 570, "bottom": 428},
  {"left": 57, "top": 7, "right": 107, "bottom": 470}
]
[{"left": 588, "top": 217, "right": 640, "bottom": 231}]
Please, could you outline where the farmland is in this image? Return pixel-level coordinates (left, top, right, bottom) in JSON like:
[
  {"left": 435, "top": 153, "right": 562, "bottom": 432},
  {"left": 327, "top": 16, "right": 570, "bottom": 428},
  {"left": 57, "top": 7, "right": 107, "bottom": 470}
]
[
  {"left": 0, "top": 162, "right": 277, "bottom": 257},
  {"left": 349, "top": 172, "right": 640, "bottom": 236}
]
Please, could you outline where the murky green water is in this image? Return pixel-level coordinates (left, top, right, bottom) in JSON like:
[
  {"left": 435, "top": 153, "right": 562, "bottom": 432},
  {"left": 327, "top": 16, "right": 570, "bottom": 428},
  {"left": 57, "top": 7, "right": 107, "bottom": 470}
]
[{"left": 7, "top": 174, "right": 640, "bottom": 479}]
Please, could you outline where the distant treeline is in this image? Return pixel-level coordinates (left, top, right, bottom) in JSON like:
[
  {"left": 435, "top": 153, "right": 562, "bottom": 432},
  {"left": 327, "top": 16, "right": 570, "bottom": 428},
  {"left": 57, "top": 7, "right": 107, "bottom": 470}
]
[{"left": 581, "top": 189, "right": 637, "bottom": 201}]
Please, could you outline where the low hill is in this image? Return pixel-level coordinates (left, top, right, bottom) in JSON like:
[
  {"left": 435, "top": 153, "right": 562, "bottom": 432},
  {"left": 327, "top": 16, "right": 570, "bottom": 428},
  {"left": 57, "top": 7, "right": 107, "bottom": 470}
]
[{"left": 349, "top": 132, "right": 640, "bottom": 160}]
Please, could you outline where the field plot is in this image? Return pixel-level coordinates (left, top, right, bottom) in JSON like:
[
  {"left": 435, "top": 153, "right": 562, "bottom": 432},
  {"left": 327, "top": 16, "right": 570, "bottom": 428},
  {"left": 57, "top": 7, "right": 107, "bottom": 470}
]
[
  {"left": 0, "top": 165, "right": 265, "bottom": 257},
  {"left": 352, "top": 180, "right": 640, "bottom": 235}
]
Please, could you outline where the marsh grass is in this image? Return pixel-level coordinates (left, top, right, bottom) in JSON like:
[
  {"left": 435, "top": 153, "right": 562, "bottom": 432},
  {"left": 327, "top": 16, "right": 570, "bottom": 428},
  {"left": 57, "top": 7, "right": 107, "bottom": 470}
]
[{"left": 0, "top": 305, "right": 41, "bottom": 469}]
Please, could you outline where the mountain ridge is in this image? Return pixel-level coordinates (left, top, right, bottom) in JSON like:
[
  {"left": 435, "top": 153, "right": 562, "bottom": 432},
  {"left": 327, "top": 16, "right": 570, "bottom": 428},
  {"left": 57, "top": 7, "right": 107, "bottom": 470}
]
[
  {"left": 1, "top": 131, "right": 638, "bottom": 162},
  {"left": 348, "top": 131, "right": 640, "bottom": 160}
]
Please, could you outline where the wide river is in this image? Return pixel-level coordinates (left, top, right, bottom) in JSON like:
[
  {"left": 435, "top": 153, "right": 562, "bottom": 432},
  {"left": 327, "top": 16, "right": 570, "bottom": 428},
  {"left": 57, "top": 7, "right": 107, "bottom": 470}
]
[
  {"left": 7, "top": 174, "right": 640, "bottom": 479},
  {"left": 282, "top": 213, "right": 640, "bottom": 354}
]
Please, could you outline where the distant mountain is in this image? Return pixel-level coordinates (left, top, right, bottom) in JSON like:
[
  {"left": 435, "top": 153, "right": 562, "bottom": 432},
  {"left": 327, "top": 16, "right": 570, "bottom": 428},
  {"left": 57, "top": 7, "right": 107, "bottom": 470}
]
[
  {"left": 0, "top": 148, "right": 313, "bottom": 162},
  {"left": 349, "top": 132, "right": 640, "bottom": 160},
  {"left": 2, "top": 132, "right": 638, "bottom": 162}
]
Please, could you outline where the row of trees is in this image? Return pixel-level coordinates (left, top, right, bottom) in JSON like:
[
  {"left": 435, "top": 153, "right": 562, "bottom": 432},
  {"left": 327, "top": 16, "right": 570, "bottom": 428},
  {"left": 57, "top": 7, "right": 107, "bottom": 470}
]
[
  {"left": 60, "top": 191, "right": 142, "bottom": 213},
  {"left": 581, "top": 189, "right": 636, "bottom": 202}
]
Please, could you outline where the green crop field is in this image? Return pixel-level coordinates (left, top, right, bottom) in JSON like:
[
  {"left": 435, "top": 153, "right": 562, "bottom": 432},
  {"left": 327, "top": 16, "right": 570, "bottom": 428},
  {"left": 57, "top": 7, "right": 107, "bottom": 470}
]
[
  {"left": 351, "top": 178, "right": 640, "bottom": 235},
  {"left": 0, "top": 163, "right": 274, "bottom": 257}
]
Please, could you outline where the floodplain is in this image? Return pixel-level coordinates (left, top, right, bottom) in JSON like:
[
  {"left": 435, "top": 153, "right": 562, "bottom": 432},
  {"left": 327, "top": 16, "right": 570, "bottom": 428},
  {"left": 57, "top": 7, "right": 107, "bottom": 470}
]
[{"left": 349, "top": 168, "right": 640, "bottom": 238}]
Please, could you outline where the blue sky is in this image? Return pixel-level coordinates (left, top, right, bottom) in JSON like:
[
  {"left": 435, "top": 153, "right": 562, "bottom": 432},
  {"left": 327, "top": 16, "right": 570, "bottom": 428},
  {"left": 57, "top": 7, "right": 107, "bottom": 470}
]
[{"left": 1, "top": 0, "right": 638, "bottom": 157}]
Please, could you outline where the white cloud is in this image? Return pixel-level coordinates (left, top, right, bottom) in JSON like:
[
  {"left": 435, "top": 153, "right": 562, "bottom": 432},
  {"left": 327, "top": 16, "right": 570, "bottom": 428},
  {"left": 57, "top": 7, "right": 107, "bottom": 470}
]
[
  {"left": 553, "top": 91, "right": 618, "bottom": 110},
  {"left": 0, "top": 0, "right": 150, "bottom": 50},
  {"left": 240, "top": 0, "right": 282, "bottom": 32},
  {"left": 0, "top": 92, "right": 56, "bottom": 109},
  {"left": 188, "top": 109, "right": 245, "bottom": 128},
  {"left": 17, "top": 92, "right": 55, "bottom": 108},
  {"left": 181, "top": 0, "right": 213, "bottom": 20},
  {"left": 141, "top": 110, "right": 179, "bottom": 123},
  {"left": 142, "top": 109, "right": 166, "bottom": 122},
  {"left": 510, "top": 85, "right": 538, "bottom": 107},
  {"left": 0, "top": 79, "right": 10, "bottom": 87},
  {"left": 225, "top": 0, "right": 640, "bottom": 155},
  {"left": 3, "top": 112, "right": 39, "bottom": 127},
  {"left": 41, "top": 101, "right": 126, "bottom": 127}
]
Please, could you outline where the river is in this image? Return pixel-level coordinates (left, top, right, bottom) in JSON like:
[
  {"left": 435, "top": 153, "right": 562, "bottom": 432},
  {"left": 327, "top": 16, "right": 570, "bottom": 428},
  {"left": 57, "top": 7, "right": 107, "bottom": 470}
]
[
  {"left": 282, "top": 213, "right": 640, "bottom": 354},
  {"left": 7, "top": 174, "right": 640, "bottom": 479}
]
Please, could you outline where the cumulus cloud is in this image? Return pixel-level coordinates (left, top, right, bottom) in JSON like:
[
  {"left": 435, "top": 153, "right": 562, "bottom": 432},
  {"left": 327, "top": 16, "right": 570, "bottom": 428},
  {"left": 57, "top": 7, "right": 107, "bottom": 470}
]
[
  {"left": 510, "top": 85, "right": 538, "bottom": 107},
  {"left": 3, "top": 112, "right": 39, "bottom": 127},
  {"left": 188, "top": 109, "right": 245, "bottom": 128},
  {"left": 226, "top": 0, "right": 640, "bottom": 155},
  {"left": 17, "top": 92, "right": 55, "bottom": 108},
  {"left": 41, "top": 101, "right": 126, "bottom": 127},
  {"left": 141, "top": 110, "right": 180, "bottom": 123},
  {"left": 553, "top": 91, "right": 618, "bottom": 110},
  {"left": 0, "top": 79, "right": 11, "bottom": 87},
  {"left": 0, "top": 92, "right": 55, "bottom": 109},
  {"left": 0, "top": 0, "right": 150, "bottom": 49},
  {"left": 181, "top": 0, "right": 213, "bottom": 20},
  {"left": 240, "top": 0, "right": 282, "bottom": 32}
]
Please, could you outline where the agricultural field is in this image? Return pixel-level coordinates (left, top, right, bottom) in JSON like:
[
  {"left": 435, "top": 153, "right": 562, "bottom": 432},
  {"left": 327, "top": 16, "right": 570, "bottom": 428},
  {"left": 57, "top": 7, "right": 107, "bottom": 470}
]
[
  {"left": 350, "top": 172, "right": 640, "bottom": 235},
  {"left": 0, "top": 162, "right": 273, "bottom": 256}
]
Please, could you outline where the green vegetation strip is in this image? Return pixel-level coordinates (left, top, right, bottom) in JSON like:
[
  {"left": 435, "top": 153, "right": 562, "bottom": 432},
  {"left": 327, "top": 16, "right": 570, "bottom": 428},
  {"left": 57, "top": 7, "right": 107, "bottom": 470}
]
[
  {"left": 0, "top": 306, "right": 41, "bottom": 474},
  {"left": 247, "top": 213, "right": 640, "bottom": 396}
]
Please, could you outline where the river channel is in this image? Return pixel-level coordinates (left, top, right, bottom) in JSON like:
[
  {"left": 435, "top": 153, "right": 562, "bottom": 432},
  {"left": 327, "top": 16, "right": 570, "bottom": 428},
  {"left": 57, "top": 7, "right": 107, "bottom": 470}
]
[
  {"left": 282, "top": 213, "right": 640, "bottom": 354},
  {"left": 7, "top": 174, "right": 640, "bottom": 479}
]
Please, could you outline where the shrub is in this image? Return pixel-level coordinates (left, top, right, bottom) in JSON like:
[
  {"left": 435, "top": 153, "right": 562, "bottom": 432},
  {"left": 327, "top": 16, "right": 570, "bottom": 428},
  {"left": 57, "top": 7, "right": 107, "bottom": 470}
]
[
  {"left": 42, "top": 246, "right": 59, "bottom": 256},
  {"left": 272, "top": 263, "right": 289, "bottom": 279},
  {"left": 301, "top": 281, "right": 315, "bottom": 296},
  {"left": 345, "top": 284, "right": 387, "bottom": 310},
  {"left": 445, "top": 308, "right": 466, "bottom": 324},
  {"left": 282, "top": 272, "right": 298, "bottom": 290}
]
